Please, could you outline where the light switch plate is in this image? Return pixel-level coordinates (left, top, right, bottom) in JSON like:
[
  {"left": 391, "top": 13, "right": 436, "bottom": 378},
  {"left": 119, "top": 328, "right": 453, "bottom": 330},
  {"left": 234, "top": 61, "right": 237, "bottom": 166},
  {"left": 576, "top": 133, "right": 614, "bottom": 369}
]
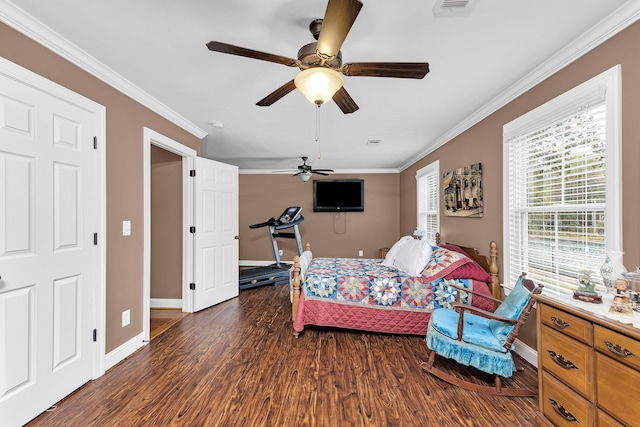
[{"left": 122, "top": 220, "right": 131, "bottom": 236}]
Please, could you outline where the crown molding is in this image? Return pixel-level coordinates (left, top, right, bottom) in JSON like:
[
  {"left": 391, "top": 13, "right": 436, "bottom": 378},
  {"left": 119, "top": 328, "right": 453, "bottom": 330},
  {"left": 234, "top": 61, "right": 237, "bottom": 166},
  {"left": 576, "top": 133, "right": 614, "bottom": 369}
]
[
  {"left": 240, "top": 168, "right": 400, "bottom": 175},
  {"left": 399, "top": 0, "right": 640, "bottom": 171},
  {"left": 0, "top": 0, "right": 207, "bottom": 139}
]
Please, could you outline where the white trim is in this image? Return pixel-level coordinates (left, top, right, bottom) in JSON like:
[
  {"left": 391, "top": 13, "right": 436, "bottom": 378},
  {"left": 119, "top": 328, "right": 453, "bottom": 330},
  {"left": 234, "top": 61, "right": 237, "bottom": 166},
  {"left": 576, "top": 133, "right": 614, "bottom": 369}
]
[
  {"left": 239, "top": 260, "right": 278, "bottom": 267},
  {"left": 0, "top": 55, "right": 108, "bottom": 379},
  {"left": 0, "top": 0, "right": 207, "bottom": 139},
  {"left": 143, "top": 128, "right": 196, "bottom": 343},
  {"left": 513, "top": 339, "right": 538, "bottom": 368},
  {"left": 241, "top": 168, "right": 400, "bottom": 175},
  {"left": 104, "top": 332, "right": 145, "bottom": 371},
  {"left": 150, "top": 298, "right": 183, "bottom": 309},
  {"left": 399, "top": 0, "right": 640, "bottom": 171}
]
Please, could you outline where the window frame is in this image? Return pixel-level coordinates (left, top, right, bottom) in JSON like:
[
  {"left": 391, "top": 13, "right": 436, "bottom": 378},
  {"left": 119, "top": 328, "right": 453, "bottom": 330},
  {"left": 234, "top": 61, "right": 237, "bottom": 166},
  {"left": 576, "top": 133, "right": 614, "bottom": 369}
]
[
  {"left": 502, "top": 65, "right": 622, "bottom": 293},
  {"left": 416, "top": 160, "right": 440, "bottom": 242}
]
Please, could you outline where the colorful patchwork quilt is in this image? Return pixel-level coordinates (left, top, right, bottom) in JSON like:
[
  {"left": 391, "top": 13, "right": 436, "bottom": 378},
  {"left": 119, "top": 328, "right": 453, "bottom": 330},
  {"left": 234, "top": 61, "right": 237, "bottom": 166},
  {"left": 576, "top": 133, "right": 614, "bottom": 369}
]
[{"left": 293, "top": 247, "right": 495, "bottom": 335}]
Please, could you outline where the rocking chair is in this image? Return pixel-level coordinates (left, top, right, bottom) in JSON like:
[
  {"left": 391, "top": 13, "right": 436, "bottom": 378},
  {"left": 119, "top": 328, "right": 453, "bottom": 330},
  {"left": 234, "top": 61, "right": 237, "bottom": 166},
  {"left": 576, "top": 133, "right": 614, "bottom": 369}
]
[{"left": 421, "top": 273, "right": 542, "bottom": 396}]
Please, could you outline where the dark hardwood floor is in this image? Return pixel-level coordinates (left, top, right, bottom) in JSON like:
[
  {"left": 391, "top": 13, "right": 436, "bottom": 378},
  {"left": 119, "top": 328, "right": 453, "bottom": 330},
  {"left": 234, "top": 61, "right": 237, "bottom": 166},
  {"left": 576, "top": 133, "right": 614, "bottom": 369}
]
[{"left": 27, "top": 284, "right": 538, "bottom": 426}]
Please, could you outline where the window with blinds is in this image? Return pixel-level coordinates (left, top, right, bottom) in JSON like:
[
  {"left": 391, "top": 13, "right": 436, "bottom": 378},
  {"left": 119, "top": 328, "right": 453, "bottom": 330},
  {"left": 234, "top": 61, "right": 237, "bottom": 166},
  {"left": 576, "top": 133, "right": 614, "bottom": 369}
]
[
  {"left": 416, "top": 160, "right": 439, "bottom": 242},
  {"left": 503, "top": 66, "right": 621, "bottom": 293}
]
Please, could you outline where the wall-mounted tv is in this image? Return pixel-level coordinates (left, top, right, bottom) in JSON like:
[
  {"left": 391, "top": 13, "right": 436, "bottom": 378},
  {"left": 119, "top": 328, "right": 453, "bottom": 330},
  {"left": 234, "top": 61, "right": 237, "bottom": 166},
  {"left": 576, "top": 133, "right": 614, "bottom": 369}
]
[{"left": 313, "top": 179, "right": 364, "bottom": 212}]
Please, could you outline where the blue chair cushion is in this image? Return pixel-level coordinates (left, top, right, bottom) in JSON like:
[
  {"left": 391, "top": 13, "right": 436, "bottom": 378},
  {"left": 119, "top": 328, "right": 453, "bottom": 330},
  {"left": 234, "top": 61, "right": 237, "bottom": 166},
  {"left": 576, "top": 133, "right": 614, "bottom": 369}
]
[
  {"left": 429, "top": 307, "right": 508, "bottom": 353},
  {"left": 427, "top": 308, "right": 516, "bottom": 377},
  {"left": 488, "top": 275, "right": 531, "bottom": 345}
]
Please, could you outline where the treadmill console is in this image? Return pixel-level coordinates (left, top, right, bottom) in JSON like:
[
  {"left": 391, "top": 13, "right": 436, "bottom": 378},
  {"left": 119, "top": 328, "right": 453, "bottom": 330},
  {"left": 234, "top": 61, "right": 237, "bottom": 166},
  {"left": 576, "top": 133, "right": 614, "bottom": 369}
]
[{"left": 277, "top": 206, "right": 302, "bottom": 224}]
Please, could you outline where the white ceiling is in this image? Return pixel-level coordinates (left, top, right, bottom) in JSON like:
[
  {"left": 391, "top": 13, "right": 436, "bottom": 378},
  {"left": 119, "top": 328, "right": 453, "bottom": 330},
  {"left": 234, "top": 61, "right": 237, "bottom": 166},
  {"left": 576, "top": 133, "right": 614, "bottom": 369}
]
[{"left": 2, "top": 0, "right": 636, "bottom": 173}]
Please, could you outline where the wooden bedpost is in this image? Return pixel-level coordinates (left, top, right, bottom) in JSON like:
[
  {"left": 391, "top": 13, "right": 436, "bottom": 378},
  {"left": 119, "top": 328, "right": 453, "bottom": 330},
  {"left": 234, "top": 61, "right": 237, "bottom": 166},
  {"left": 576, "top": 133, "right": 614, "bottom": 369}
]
[
  {"left": 435, "top": 232, "right": 441, "bottom": 245},
  {"left": 489, "top": 241, "right": 500, "bottom": 300},
  {"left": 292, "top": 255, "right": 300, "bottom": 338}
]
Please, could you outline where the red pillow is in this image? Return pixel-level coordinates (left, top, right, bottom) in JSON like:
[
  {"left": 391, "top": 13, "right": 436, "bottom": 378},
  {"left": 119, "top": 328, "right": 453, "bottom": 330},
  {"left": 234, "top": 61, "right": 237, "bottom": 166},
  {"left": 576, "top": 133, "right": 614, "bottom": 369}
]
[{"left": 439, "top": 244, "right": 492, "bottom": 283}]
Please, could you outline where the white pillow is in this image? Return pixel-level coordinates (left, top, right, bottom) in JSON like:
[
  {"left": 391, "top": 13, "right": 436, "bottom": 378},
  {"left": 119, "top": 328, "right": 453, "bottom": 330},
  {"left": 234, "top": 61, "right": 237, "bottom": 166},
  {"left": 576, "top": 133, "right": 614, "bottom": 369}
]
[
  {"left": 382, "top": 236, "right": 415, "bottom": 267},
  {"left": 393, "top": 239, "right": 434, "bottom": 276}
]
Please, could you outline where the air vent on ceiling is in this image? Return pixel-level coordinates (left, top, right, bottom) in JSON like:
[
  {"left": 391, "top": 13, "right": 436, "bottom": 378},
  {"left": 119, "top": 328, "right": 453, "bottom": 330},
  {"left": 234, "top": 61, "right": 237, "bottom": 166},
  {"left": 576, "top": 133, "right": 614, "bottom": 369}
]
[{"left": 433, "top": 0, "right": 474, "bottom": 16}]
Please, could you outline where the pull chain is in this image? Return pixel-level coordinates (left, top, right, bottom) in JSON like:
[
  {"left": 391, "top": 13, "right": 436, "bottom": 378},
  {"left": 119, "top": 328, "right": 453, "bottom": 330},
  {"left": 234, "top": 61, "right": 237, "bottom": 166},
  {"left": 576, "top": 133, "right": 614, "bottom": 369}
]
[{"left": 315, "top": 104, "right": 322, "bottom": 159}]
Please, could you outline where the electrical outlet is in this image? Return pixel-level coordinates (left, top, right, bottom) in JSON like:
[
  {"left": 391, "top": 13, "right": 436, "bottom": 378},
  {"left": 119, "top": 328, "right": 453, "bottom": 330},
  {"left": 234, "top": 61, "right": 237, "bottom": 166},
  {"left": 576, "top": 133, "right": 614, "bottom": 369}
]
[
  {"left": 279, "top": 250, "right": 283, "bottom": 256},
  {"left": 122, "top": 309, "right": 130, "bottom": 327},
  {"left": 358, "top": 250, "right": 363, "bottom": 257}
]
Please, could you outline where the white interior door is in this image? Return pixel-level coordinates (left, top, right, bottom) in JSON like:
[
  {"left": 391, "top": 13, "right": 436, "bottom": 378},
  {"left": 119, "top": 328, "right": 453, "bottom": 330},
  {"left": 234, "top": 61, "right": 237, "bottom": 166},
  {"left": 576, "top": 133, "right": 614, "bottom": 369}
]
[
  {"left": 193, "top": 156, "right": 239, "bottom": 311},
  {"left": 0, "top": 66, "right": 100, "bottom": 426}
]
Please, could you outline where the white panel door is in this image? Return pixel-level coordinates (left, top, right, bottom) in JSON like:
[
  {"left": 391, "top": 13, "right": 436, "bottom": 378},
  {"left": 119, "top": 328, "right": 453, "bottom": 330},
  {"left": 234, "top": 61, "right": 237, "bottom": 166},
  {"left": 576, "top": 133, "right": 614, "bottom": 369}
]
[
  {"left": 0, "top": 70, "right": 98, "bottom": 426},
  {"left": 193, "top": 157, "right": 238, "bottom": 311}
]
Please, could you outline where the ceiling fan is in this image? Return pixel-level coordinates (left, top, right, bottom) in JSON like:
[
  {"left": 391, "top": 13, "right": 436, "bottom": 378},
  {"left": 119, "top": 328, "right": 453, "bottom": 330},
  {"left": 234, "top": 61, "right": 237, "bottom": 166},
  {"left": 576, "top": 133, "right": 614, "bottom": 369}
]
[
  {"left": 278, "top": 157, "right": 334, "bottom": 181},
  {"left": 206, "top": 0, "right": 430, "bottom": 114}
]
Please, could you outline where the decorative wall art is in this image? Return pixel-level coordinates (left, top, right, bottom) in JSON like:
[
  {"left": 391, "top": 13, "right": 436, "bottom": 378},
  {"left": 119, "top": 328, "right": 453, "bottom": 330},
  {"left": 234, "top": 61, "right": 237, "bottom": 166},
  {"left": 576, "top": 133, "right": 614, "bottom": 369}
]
[{"left": 443, "top": 162, "right": 483, "bottom": 218}]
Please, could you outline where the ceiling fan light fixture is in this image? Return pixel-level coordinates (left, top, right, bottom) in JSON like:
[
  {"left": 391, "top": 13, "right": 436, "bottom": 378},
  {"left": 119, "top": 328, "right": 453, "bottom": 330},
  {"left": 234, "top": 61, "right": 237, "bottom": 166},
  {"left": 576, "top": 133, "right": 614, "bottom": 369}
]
[
  {"left": 299, "top": 171, "right": 313, "bottom": 182},
  {"left": 294, "top": 67, "right": 343, "bottom": 105}
]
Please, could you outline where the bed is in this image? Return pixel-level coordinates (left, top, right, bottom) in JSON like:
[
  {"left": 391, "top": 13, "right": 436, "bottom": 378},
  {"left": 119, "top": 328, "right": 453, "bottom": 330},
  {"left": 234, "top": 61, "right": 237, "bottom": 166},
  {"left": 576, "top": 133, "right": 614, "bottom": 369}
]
[{"left": 290, "top": 233, "right": 499, "bottom": 337}]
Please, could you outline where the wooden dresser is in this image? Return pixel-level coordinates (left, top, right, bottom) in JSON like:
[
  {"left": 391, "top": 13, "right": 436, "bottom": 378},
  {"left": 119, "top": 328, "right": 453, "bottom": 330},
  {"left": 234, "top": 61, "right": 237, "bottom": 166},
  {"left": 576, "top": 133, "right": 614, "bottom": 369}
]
[{"left": 534, "top": 295, "right": 640, "bottom": 426}]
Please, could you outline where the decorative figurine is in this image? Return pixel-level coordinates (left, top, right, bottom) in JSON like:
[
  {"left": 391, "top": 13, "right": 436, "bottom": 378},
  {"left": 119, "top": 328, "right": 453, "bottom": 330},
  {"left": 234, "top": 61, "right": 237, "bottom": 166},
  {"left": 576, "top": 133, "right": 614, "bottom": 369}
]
[
  {"left": 572, "top": 270, "right": 602, "bottom": 303},
  {"left": 610, "top": 278, "right": 634, "bottom": 315}
]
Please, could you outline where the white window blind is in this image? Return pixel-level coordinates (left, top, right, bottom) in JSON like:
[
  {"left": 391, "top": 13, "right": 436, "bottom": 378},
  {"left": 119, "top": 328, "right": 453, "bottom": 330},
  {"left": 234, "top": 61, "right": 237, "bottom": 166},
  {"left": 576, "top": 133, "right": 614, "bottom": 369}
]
[
  {"left": 416, "top": 160, "right": 439, "bottom": 242},
  {"left": 503, "top": 66, "right": 621, "bottom": 294}
]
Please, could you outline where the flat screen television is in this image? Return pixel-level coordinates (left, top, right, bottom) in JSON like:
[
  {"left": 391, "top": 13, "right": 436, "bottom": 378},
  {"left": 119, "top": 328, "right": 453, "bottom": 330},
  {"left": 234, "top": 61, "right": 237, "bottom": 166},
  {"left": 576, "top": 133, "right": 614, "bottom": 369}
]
[{"left": 313, "top": 179, "right": 364, "bottom": 212}]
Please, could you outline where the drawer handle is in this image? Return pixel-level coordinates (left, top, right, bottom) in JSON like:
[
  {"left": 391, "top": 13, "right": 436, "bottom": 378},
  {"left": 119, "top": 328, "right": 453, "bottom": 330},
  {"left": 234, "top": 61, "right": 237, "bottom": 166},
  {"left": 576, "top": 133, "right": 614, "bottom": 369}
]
[
  {"left": 548, "top": 350, "right": 577, "bottom": 369},
  {"left": 549, "top": 398, "right": 578, "bottom": 422},
  {"left": 550, "top": 316, "right": 570, "bottom": 329},
  {"left": 605, "top": 340, "right": 634, "bottom": 358}
]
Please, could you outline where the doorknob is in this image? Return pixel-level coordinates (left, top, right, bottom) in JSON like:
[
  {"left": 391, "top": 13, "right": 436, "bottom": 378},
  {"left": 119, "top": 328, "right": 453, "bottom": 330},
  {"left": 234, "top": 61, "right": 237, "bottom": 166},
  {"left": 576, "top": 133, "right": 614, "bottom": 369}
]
[{"left": 234, "top": 235, "right": 239, "bottom": 240}]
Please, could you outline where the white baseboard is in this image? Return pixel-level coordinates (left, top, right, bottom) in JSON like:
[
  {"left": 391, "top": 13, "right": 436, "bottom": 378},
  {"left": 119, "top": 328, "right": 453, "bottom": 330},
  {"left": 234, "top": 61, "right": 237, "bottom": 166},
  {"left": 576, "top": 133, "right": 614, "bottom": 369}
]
[
  {"left": 239, "top": 260, "right": 277, "bottom": 267},
  {"left": 513, "top": 338, "right": 538, "bottom": 368},
  {"left": 105, "top": 332, "right": 146, "bottom": 371},
  {"left": 150, "top": 298, "right": 182, "bottom": 308}
]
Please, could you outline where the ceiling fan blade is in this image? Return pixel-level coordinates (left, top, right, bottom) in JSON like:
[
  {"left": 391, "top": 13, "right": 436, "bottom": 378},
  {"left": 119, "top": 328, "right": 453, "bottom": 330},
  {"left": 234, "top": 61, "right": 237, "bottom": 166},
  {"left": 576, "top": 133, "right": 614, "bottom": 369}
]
[
  {"left": 312, "top": 169, "right": 334, "bottom": 174},
  {"left": 342, "top": 62, "right": 430, "bottom": 79},
  {"left": 316, "top": 0, "right": 363, "bottom": 58},
  {"left": 256, "top": 80, "right": 297, "bottom": 106},
  {"left": 332, "top": 87, "right": 359, "bottom": 114},
  {"left": 206, "top": 41, "right": 299, "bottom": 67}
]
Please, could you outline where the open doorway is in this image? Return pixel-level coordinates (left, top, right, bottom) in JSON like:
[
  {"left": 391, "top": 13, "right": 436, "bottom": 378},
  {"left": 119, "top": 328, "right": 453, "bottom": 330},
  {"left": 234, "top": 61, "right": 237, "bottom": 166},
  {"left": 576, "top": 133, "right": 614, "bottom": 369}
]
[
  {"left": 143, "top": 128, "right": 197, "bottom": 342},
  {"left": 149, "top": 145, "right": 188, "bottom": 339}
]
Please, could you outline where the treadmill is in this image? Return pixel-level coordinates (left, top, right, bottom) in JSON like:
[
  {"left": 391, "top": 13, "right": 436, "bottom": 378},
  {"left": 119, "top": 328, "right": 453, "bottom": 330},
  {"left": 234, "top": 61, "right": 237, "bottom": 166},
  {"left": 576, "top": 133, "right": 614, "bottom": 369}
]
[{"left": 239, "top": 206, "right": 304, "bottom": 291}]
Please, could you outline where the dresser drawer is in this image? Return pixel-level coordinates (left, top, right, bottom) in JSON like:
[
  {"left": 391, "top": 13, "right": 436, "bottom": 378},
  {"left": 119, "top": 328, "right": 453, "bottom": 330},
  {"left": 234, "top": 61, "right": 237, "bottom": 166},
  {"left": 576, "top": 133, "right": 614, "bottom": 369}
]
[
  {"left": 540, "top": 325, "right": 594, "bottom": 400},
  {"left": 541, "top": 371, "right": 594, "bottom": 427},
  {"left": 539, "top": 303, "right": 593, "bottom": 345},
  {"left": 594, "top": 324, "right": 640, "bottom": 371},
  {"left": 596, "top": 352, "right": 640, "bottom": 426},
  {"left": 597, "top": 409, "right": 624, "bottom": 427}
]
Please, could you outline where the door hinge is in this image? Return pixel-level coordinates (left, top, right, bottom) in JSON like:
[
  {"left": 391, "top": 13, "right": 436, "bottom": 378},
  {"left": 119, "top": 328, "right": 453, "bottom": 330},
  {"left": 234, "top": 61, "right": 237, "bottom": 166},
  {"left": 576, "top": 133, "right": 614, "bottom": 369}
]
[
  {"left": 189, "top": 283, "right": 196, "bottom": 290},
  {"left": 93, "top": 136, "right": 97, "bottom": 149},
  {"left": 189, "top": 169, "right": 196, "bottom": 177},
  {"left": 190, "top": 226, "right": 196, "bottom": 234},
  {"left": 93, "top": 233, "right": 98, "bottom": 245},
  {"left": 93, "top": 329, "right": 97, "bottom": 342}
]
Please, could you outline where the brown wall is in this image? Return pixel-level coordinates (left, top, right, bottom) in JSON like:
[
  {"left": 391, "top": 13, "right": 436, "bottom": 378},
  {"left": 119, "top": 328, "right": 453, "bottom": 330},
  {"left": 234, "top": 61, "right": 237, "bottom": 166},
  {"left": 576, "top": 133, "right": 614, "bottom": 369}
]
[
  {"left": 239, "top": 173, "right": 400, "bottom": 261},
  {"left": 399, "top": 21, "right": 640, "bottom": 348},
  {"left": 151, "top": 146, "right": 183, "bottom": 300},
  {"left": 0, "top": 23, "right": 201, "bottom": 353}
]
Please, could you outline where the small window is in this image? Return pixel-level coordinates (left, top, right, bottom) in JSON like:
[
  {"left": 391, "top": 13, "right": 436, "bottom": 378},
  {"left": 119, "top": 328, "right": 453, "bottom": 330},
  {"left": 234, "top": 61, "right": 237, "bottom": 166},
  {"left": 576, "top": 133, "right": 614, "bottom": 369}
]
[
  {"left": 503, "top": 66, "right": 621, "bottom": 293},
  {"left": 416, "top": 160, "right": 439, "bottom": 242}
]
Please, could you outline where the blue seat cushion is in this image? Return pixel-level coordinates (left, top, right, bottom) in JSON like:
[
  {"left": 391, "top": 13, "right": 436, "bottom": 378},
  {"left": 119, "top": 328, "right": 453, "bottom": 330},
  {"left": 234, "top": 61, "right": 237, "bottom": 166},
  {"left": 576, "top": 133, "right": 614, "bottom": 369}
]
[{"left": 427, "top": 309, "right": 516, "bottom": 377}]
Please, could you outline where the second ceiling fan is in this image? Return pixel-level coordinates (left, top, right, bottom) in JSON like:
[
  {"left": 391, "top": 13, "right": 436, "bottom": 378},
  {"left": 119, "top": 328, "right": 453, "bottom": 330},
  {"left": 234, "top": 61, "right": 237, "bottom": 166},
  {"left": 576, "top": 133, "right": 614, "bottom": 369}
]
[{"left": 206, "top": 0, "right": 430, "bottom": 114}]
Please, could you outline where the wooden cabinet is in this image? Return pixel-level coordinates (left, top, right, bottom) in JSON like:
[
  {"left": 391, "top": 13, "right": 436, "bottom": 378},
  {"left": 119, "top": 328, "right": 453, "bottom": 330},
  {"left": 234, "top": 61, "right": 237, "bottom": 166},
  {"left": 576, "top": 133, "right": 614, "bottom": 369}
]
[{"left": 535, "top": 295, "right": 640, "bottom": 426}]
